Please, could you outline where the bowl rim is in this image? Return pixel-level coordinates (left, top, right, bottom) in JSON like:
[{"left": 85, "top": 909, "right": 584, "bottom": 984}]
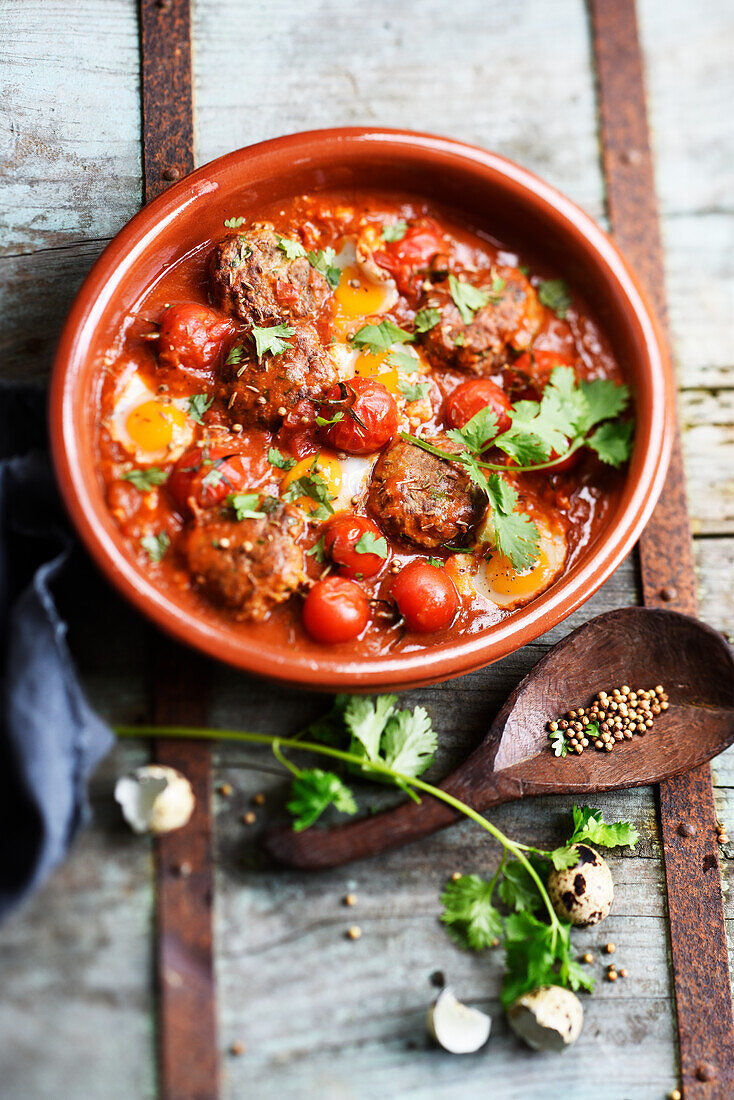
[{"left": 49, "top": 126, "right": 675, "bottom": 691}]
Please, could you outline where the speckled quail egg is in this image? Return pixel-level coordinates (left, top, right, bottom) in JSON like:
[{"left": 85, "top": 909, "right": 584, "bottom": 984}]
[
  {"left": 507, "top": 986, "right": 584, "bottom": 1051},
  {"left": 547, "top": 843, "right": 614, "bottom": 926}
]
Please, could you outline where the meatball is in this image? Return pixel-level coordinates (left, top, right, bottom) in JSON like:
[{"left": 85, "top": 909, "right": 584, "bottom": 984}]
[
  {"left": 184, "top": 503, "right": 306, "bottom": 620},
  {"left": 219, "top": 324, "right": 337, "bottom": 430},
  {"left": 209, "top": 223, "right": 332, "bottom": 325},
  {"left": 419, "top": 267, "right": 542, "bottom": 373},
  {"left": 368, "top": 435, "right": 485, "bottom": 550}
]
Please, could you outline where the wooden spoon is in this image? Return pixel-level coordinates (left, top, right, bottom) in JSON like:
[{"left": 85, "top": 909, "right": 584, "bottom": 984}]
[{"left": 265, "top": 608, "right": 734, "bottom": 869}]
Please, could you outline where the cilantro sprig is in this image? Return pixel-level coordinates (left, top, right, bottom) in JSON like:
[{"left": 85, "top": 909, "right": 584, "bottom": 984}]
[
  {"left": 251, "top": 324, "right": 296, "bottom": 359},
  {"left": 121, "top": 466, "right": 169, "bottom": 491}
]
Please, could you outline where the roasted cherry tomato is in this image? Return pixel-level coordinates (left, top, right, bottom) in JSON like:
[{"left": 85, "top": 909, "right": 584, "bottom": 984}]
[
  {"left": 390, "top": 560, "right": 459, "bottom": 633},
  {"left": 507, "top": 349, "right": 575, "bottom": 400},
  {"left": 302, "top": 576, "right": 370, "bottom": 644},
  {"left": 547, "top": 446, "right": 583, "bottom": 474},
  {"left": 373, "top": 218, "right": 445, "bottom": 297},
  {"left": 321, "top": 378, "right": 398, "bottom": 455},
  {"left": 323, "top": 514, "right": 390, "bottom": 579},
  {"left": 158, "top": 303, "right": 235, "bottom": 377},
  {"left": 168, "top": 445, "right": 250, "bottom": 515},
  {"left": 444, "top": 378, "right": 512, "bottom": 438},
  {"left": 275, "top": 399, "right": 318, "bottom": 460}
]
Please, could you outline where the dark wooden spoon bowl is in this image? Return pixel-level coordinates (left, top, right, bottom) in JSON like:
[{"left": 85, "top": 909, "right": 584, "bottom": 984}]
[{"left": 265, "top": 608, "right": 734, "bottom": 869}]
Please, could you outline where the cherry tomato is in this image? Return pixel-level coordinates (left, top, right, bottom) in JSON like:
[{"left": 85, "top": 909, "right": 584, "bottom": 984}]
[
  {"left": 547, "top": 446, "right": 582, "bottom": 474},
  {"left": 444, "top": 378, "right": 512, "bottom": 438},
  {"left": 275, "top": 399, "right": 318, "bottom": 460},
  {"left": 158, "top": 303, "right": 235, "bottom": 377},
  {"left": 391, "top": 560, "right": 459, "bottom": 633},
  {"left": 302, "top": 576, "right": 370, "bottom": 644},
  {"left": 508, "top": 349, "right": 575, "bottom": 399},
  {"left": 321, "top": 378, "right": 398, "bottom": 455},
  {"left": 373, "top": 218, "right": 445, "bottom": 297},
  {"left": 324, "top": 514, "right": 390, "bottom": 579},
  {"left": 168, "top": 445, "right": 250, "bottom": 515}
]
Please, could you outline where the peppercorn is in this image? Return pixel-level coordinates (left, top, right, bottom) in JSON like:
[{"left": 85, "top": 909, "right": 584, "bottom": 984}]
[
  {"left": 253, "top": 792, "right": 266, "bottom": 806},
  {"left": 619, "top": 968, "right": 628, "bottom": 978},
  {"left": 344, "top": 893, "right": 357, "bottom": 906},
  {"left": 450, "top": 871, "right": 462, "bottom": 882},
  {"left": 582, "top": 952, "right": 594, "bottom": 964},
  {"left": 607, "top": 968, "right": 618, "bottom": 982},
  {"left": 219, "top": 782, "right": 234, "bottom": 797},
  {"left": 230, "top": 1041, "right": 246, "bottom": 1056},
  {"left": 242, "top": 811, "right": 256, "bottom": 825},
  {"left": 604, "top": 942, "right": 616, "bottom": 954},
  {"left": 347, "top": 925, "right": 362, "bottom": 940}
]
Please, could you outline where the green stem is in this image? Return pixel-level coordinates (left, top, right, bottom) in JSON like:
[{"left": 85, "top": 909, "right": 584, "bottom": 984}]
[
  {"left": 115, "top": 723, "right": 561, "bottom": 932},
  {"left": 399, "top": 431, "right": 584, "bottom": 474}
]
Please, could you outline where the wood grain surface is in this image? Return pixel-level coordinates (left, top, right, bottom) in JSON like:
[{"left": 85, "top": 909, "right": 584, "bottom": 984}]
[{"left": 0, "top": 1, "right": 732, "bottom": 1098}]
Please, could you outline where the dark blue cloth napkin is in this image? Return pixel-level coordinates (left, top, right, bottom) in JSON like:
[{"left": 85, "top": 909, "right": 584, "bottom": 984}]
[{"left": 0, "top": 384, "right": 113, "bottom": 918}]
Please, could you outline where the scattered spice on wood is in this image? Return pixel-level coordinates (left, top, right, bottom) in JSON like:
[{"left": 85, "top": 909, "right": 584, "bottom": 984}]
[
  {"left": 218, "top": 782, "right": 234, "bottom": 797},
  {"left": 242, "top": 811, "right": 256, "bottom": 825},
  {"left": 548, "top": 684, "right": 669, "bottom": 757},
  {"left": 718, "top": 833, "right": 729, "bottom": 846},
  {"left": 347, "top": 925, "right": 362, "bottom": 940},
  {"left": 450, "top": 871, "right": 462, "bottom": 882},
  {"left": 253, "top": 792, "right": 266, "bottom": 806},
  {"left": 581, "top": 952, "right": 594, "bottom": 964},
  {"left": 619, "top": 968, "right": 628, "bottom": 978},
  {"left": 343, "top": 893, "right": 357, "bottom": 907},
  {"left": 607, "top": 967, "right": 618, "bottom": 982},
  {"left": 669, "top": 1089, "right": 682, "bottom": 1100},
  {"left": 604, "top": 942, "right": 616, "bottom": 954},
  {"left": 229, "top": 1041, "right": 246, "bottom": 1057}
]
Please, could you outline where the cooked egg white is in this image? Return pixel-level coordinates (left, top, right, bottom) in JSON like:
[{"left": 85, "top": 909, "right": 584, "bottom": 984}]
[
  {"left": 107, "top": 370, "right": 194, "bottom": 463},
  {"left": 333, "top": 238, "right": 398, "bottom": 323},
  {"left": 471, "top": 515, "right": 568, "bottom": 610}
]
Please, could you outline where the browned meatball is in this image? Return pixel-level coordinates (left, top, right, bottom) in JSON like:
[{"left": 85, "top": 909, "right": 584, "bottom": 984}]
[
  {"left": 367, "top": 435, "right": 485, "bottom": 550},
  {"left": 419, "top": 266, "right": 542, "bottom": 373},
  {"left": 209, "top": 223, "right": 332, "bottom": 325},
  {"left": 219, "top": 324, "right": 337, "bottom": 430},
  {"left": 183, "top": 503, "right": 306, "bottom": 620}
]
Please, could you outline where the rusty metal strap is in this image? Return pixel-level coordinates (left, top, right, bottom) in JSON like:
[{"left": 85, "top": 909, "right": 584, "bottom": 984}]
[
  {"left": 589, "top": 2, "right": 734, "bottom": 1096},
  {"left": 139, "top": 1, "right": 219, "bottom": 1097}
]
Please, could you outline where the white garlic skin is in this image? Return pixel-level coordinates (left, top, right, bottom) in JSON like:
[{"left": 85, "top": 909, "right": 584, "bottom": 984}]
[
  {"left": 547, "top": 844, "right": 614, "bottom": 926},
  {"left": 426, "top": 987, "right": 491, "bottom": 1054},
  {"left": 507, "top": 986, "right": 583, "bottom": 1051},
  {"left": 115, "top": 765, "right": 195, "bottom": 835}
]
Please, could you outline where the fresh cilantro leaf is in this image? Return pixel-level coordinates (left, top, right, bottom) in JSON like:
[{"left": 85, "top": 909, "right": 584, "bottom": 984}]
[
  {"left": 121, "top": 466, "right": 169, "bottom": 491},
  {"left": 315, "top": 411, "right": 345, "bottom": 427},
  {"left": 344, "top": 695, "right": 398, "bottom": 763},
  {"left": 354, "top": 531, "right": 388, "bottom": 558},
  {"left": 306, "top": 535, "right": 326, "bottom": 562},
  {"left": 481, "top": 473, "right": 541, "bottom": 571},
  {"left": 307, "top": 247, "right": 341, "bottom": 289},
  {"left": 427, "top": 557, "right": 444, "bottom": 568},
  {"left": 440, "top": 874, "right": 503, "bottom": 950},
  {"left": 268, "top": 446, "right": 296, "bottom": 470},
  {"left": 501, "top": 910, "right": 593, "bottom": 1007},
  {"left": 549, "top": 728, "right": 569, "bottom": 758},
  {"left": 351, "top": 320, "right": 414, "bottom": 354},
  {"left": 494, "top": 368, "right": 584, "bottom": 462},
  {"left": 567, "top": 805, "right": 640, "bottom": 850},
  {"left": 448, "top": 275, "right": 489, "bottom": 324},
  {"left": 381, "top": 221, "right": 408, "bottom": 242},
  {"left": 497, "top": 860, "right": 544, "bottom": 913},
  {"left": 227, "top": 492, "right": 265, "bottom": 520},
  {"left": 187, "top": 393, "right": 214, "bottom": 424},
  {"left": 413, "top": 307, "right": 441, "bottom": 333},
  {"left": 276, "top": 234, "right": 307, "bottom": 260},
  {"left": 578, "top": 378, "right": 630, "bottom": 432},
  {"left": 140, "top": 531, "right": 170, "bottom": 562},
  {"left": 303, "top": 694, "right": 351, "bottom": 744},
  {"left": 538, "top": 278, "right": 572, "bottom": 319},
  {"left": 228, "top": 237, "right": 252, "bottom": 267},
  {"left": 201, "top": 466, "right": 224, "bottom": 489},
  {"left": 386, "top": 349, "right": 420, "bottom": 372},
  {"left": 398, "top": 379, "right": 431, "bottom": 402},
  {"left": 380, "top": 706, "right": 437, "bottom": 777},
  {"left": 454, "top": 333, "right": 466, "bottom": 346},
  {"left": 251, "top": 324, "right": 296, "bottom": 359},
  {"left": 282, "top": 459, "right": 335, "bottom": 514},
  {"left": 447, "top": 406, "right": 500, "bottom": 453},
  {"left": 223, "top": 216, "right": 246, "bottom": 228},
  {"left": 226, "top": 344, "right": 245, "bottom": 367},
  {"left": 518, "top": 263, "right": 530, "bottom": 277},
  {"left": 587, "top": 419, "right": 634, "bottom": 467},
  {"left": 491, "top": 275, "right": 506, "bottom": 294},
  {"left": 287, "top": 768, "right": 357, "bottom": 831},
  {"left": 548, "top": 846, "right": 582, "bottom": 871}
]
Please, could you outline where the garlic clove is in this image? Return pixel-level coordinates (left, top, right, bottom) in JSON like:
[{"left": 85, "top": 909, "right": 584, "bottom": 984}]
[
  {"left": 426, "top": 987, "right": 491, "bottom": 1054},
  {"left": 507, "top": 986, "right": 583, "bottom": 1051},
  {"left": 115, "top": 765, "right": 195, "bottom": 835}
]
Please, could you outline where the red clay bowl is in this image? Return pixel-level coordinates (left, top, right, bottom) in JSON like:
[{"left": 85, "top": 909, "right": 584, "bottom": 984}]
[{"left": 50, "top": 128, "right": 674, "bottom": 691}]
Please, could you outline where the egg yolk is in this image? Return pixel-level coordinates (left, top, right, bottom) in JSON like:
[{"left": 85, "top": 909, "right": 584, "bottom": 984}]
[
  {"left": 334, "top": 264, "right": 391, "bottom": 318},
  {"left": 126, "top": 400, "right": 187, "bottom": 455},
  {"left": 352, "top": 350, "right": 401, "bottom": 394},
  {"left": 484, "top": 524, "right": 566, "bottom": 604},
  {"left": 280, "top": 452, "right": 342, "bottom": 512}
]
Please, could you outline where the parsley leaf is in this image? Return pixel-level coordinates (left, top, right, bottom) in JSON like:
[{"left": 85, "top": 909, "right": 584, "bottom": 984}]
[
  {"left": 344, "top": 695, "right": 398, "bottom": 763},
  {"left": 226, "top": 344, "right": 245, "bottom": 367},
  {"left": 251, "top": 324, "right": 296, "bottom": 359},
  {"left": 306, "top": 535, "right": 326, "bottom": 562},
  {"left": 140, "top": 531, "right": 170, "bottom": 562},
  {"left": 228, "top": 492, "right": 265, "bottom": 520},
  {"left": 276, "top": 234, "right": 307, "bottom": 260},
  {"left": 381, "top": 221, "right": 408, "bottom": 242},
  {"left": 501, "top": 911, "right": 593, "bottom": 1008},
  {"left": 354, "top": 531, "right": 388, "bottom": 558},
  {"left": 380, "top": 706, "right": 437, "bottom": 777},
  {"left": 587, "top": 419, "right": 634, "bottom": 467},
  {"left": 447, "top": 406, "right": 500, "bottom": 453},
  {"left": 549, "top": 728, "right": 569, "bottom": 758},
  {"left": 448, "top": 275, "right": 489, "bottom": 324},
  {"left": 351, "top": 320, "right": 414, "bottom": 354},
  {"left": 537, "top": 278, "right": 572, "bottom": 319},
  {"left": 386, "top": 349, "right": 420, "bottom": 372},
  {"left": 497, "top": 860, "right": 545, "bottom": 913},
  {"left": 482, "top": 474, "right": 541, "bottom": 570},
  {"left": 315, "top": 411, "right": 345, "bottom": 427},
  {"left": 223, "top": 216, "right": 246, "bottom": 228},
  {"left": 307, "top": 247, "right": 341, "bottom": 289},
  {"left": 268, "top": 446, "right": 296, "bottom": 470},
  {"left": 398, "top": 379, "right": 431, "bottom": 402},
  {"left": 568, "top": 806, "right": 640, "bottom": 850},
  {"left": 287, "top": 768, "right": 357, "bottom": 831},
  {"left": 413, "top": 307, "right": 441, "bottom": 333},
  {"left": 281, "top": 457, "right": 335, "bottom": 515},
  {"left": 427, "top": 557, "right": 444, "bottom": 568},
  {"left": 187, "top": 393, "right": 214, "bottom": 424},
  {"left": 440, "top": 875, "right": 503, "bottom": 950},
  {"left": 121, "top": 466, "right": 169, "bottom": 491},
  {"left": 578, "top": 378, "right": 630, "bottom": 432}
]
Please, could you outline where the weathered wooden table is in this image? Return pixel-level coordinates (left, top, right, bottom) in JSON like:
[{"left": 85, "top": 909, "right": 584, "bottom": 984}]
[{"left": 1, "top": 1, "right": 733, "bottom": 1097}]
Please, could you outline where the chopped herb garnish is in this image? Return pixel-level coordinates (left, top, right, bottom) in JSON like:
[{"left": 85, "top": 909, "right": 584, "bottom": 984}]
[
  {"left": 397, "top": 378, "right": 431, "bottom": 402},
  {"left": 307, "top": 247, "right": 341, "bottom": 289},
  {"left": 187, "top": 393, "right": 214, "bottom": 424},
  {"left": 427, "top": 557, "right": 444, "bottom": 568},
  {"left": 386, "top": 349, "right": 420, "bottom": 372},
  {"left": 268, "top": 446, "right": 296, "bottom": 470},
  {"left": 315, "top": 410, "right": 345, "bottom": 427},
  {"left": 226, "top": 344, "right": 245, "bottom": 367},
  {"left": 228, "top": 492, "right": 266, "bottom": 520},
  {"left": 538, "top": 278, "right": 572, "bottom": 319},
  {"left": 354, "top": 531, "right": 388, "bottom": 558},
  {"left": 306, "top": 535, "right": 326, "bottom": 562},
  {"left": 413, "top": 307, "right": 441, "bottom": 333},
  {"left": 381, "top": 221, "right": 408, "bottom": 242},
  {"left": 223, "top": 216, "right": 247, "bottom": 228},
  {"left": 351, "top": 320, "right": 414, "bottom": 354},
  {"left": 448, "top": 275, "right": 490, "bottom": 324},
  {"left": 276, "top": 235, "right": 307, "bottom": 260},
  {"left": 121, "top": 467, "right": 169, "bottom": 491},
  {"left": 282, "top": 456, "right": 335, "bottom": 516},
  {"left": 140, "top": 531, "right": 170, "bottom": 562},
  {"left": 251, "top": 324, "right": 296, "bottom": 359}
]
